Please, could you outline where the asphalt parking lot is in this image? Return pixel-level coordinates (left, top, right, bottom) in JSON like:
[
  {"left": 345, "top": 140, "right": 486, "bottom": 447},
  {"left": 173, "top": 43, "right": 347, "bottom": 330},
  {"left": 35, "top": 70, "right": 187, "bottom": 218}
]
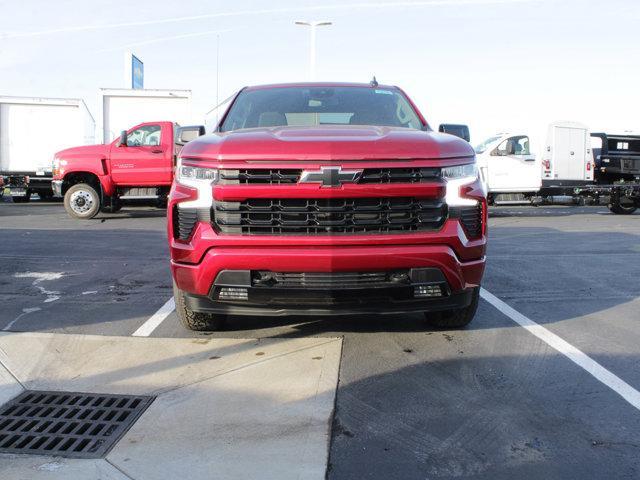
[{"left": 1, "top": 198, "right": 639, "bottom": 479}]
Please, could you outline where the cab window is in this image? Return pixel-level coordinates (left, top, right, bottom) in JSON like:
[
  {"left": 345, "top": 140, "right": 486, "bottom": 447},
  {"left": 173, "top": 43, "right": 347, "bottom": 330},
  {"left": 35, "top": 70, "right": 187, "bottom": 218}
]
[
  {"left": 474, "top": 135, "right": 501, "bottom": 154},
  {"left": 220, "top": 86, "right": 423, "bottom": 131},
  {"left": 493, "top": 136, "right": 530, "bottom": 156},
  {"left": 127, "top": 125, "right": 161, "bottom": 146}
]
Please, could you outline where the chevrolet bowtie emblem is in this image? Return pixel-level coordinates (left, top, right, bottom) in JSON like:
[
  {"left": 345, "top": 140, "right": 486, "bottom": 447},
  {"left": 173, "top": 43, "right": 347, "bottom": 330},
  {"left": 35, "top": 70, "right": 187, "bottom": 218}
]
[{"left": 299, "top": 166, "right": 363, "bottom": 187}]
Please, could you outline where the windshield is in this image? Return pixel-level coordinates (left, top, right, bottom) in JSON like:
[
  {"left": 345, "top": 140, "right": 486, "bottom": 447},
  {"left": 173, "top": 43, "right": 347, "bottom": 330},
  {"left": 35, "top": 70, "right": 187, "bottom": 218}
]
[
  {"left": 220, "top": 86, "right": 423, "bottom": 132},
  {"left": 474, "top": 135, "right": 502, "bottom": 154}
]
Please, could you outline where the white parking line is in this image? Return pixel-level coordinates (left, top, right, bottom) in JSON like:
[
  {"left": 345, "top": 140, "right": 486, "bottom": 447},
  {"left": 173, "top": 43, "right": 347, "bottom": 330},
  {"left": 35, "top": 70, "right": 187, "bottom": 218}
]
[
  {"left": 132, "top": 298, "right": 175, "bottom": 337},
  {"left": 480, "top": 288, "right": 640, "bottom": 411}
]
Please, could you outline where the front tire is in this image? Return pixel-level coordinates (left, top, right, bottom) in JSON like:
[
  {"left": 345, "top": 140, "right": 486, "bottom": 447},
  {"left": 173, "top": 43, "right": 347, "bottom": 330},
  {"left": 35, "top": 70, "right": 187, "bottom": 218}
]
[
  {"left": 173, "top": 280, "right": 227, "bottom": 331},
  {"left": 608, "top": 198, "right": 637, "bottom": 215},
  {"left": 425, "top": 287, "right": 480, "bottom": 328},
  {"left": 64, "top": 183, "right": 101, "bottom": 219}
]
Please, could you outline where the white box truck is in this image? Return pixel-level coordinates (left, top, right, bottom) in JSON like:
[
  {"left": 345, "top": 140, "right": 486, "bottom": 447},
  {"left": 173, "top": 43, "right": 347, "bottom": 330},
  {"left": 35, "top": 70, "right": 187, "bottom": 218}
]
[
  {"left": 100, "top": 89, "right": 192, "bottom": 143},
  {"left": 474, "top": 121, "right": 593, "bottom": 203},
  {"left": 0, "top": 96, "right": 95, "bottom": 202}
]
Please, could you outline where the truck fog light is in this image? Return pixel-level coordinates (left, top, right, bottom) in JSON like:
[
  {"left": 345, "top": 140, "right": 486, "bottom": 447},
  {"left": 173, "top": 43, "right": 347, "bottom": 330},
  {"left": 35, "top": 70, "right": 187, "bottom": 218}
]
[
  {"left": 218, "top": 287, "right": 248, "bottom": 301},
  {"left": 414, "top": 285, "right": 443, "bottom": 298}
]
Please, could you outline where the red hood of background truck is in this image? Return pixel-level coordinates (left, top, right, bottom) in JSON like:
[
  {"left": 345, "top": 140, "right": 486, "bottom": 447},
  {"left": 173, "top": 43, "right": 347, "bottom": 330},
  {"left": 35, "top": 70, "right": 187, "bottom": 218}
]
[
  {"left": 180, "top": 126, "right": 475, "bottom": 162},
  {"left": 55, "top": 144, "right": 110, "bottom": 160}
]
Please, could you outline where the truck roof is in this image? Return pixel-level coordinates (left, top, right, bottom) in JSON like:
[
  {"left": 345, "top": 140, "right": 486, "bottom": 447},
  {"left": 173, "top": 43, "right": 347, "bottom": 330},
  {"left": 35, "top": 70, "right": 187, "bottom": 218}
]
[
  {"left": 592, "top": 132, "right": 640, "bottom": 139},
  {"left": 243, "top": 82, "right": 399, "bottom": 91},
  {"left": 0, "top": 95, "right": 95, "bottom": 124}
]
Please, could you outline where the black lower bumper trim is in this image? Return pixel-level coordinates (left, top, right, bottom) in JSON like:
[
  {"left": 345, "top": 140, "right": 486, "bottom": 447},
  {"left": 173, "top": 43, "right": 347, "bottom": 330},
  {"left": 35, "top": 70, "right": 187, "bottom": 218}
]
[{"left": 184, "top": 288, "right": 474, "bottom": 317}]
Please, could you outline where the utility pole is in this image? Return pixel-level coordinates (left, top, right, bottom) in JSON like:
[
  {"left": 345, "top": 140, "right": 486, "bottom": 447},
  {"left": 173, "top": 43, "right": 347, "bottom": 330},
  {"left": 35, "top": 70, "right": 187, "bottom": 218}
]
[
  {"left": 216, "top": 34, "right": 220, "bottom": 125},
  {"left": 295, "top": 21, "right": 332, "bottom": 80}
]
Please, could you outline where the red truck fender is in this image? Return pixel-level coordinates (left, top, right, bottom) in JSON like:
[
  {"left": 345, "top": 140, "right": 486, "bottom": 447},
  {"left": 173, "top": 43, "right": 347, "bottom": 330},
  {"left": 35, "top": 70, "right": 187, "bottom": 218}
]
[{"left": 53, "top": 143, "right": 112, "bottom": 193}]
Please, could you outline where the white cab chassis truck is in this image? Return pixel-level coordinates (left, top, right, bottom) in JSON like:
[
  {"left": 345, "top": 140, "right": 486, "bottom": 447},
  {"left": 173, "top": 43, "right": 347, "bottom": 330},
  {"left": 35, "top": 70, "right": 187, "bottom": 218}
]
[
  {"left": 475, "top": 122, "right": 639, "bottom": 214},
  {"left": 475, "top": 122, "right": 593, "bottom": 204}
]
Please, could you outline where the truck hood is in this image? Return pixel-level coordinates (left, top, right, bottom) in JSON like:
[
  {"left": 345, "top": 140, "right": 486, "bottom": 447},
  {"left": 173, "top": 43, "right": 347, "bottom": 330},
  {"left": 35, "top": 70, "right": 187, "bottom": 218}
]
[
  {"left": 55, "top": 144, "right": 110, "bottom": 160},
  {"left": 181, "top": 126, "right": 475, "bottom": 162}
]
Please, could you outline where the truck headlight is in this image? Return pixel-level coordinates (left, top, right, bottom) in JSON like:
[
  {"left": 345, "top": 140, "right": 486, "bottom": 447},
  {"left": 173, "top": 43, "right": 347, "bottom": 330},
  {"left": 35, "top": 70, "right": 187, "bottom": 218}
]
[
  {"left": 175, "top": 158, "right": 219, "bottom": 208},
  {"left": 52, "top": 157, "right": 66, "bottom": 177},
  {"left": 442, "top": 163, "right": 478, "bottom": 180},
  {"left": 442, "top": 162, "right": 479, "bottom": 206},
  {"left": 177, "top": 160, "right": 219, "bottom": 187}
]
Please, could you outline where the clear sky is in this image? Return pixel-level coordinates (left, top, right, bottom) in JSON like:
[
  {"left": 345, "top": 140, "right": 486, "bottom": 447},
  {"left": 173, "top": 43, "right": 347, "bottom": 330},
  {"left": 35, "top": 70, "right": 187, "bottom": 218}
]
[{"left": 1, "top": 0, "right": 639, "bottom": 144}]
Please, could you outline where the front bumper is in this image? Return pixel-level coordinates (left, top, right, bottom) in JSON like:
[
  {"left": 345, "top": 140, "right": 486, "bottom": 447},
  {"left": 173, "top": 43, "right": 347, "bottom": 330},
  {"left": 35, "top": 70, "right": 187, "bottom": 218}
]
[
  {"left": 183, "top": 286, "right": 475, "bottom": 316},
  {"left": 172, "top": 244, "right": 485, "bottom": 316},
  {"left": 52, "top": 180, "right": 63, "bottom": 197}
]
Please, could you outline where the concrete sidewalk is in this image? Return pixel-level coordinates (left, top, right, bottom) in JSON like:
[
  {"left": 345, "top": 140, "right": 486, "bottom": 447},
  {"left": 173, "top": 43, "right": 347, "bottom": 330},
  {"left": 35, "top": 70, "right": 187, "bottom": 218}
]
[{"left": 0, "top": 332, "right": 342, "bottom": 480}]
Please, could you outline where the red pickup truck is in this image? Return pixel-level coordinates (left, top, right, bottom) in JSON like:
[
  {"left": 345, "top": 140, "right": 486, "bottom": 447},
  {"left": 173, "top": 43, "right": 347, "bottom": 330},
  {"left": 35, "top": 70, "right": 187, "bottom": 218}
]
[
  {"left": 169, "top": 83, "right": 487, "bottom": 330},
  {"left": 52, "top": 122, "right": 203, "bottom": 218}
]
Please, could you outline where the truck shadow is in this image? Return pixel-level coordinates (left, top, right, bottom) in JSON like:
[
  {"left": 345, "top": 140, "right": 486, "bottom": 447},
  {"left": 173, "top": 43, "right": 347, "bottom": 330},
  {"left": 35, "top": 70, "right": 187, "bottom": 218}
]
[
  {"left": 0, "top": 202, "right": 166, "bottom": 219},
  {"left": 97, "top": 208, "right": 167, "bottom": 220},
  {"left": 489, "top": 205, "right": 638, "bottom": 218}
]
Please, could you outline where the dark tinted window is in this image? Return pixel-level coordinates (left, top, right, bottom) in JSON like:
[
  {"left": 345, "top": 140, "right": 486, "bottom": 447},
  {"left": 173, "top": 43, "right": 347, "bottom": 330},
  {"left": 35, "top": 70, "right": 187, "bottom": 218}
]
[{"left": 220, "top": 86, "right": 423, "bottom": 132}]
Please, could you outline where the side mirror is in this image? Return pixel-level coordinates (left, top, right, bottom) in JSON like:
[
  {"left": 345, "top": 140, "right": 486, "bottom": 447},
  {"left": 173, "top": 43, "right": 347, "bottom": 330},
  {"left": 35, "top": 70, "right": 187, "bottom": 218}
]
[
  {"left": 438, "top": 124, "right": 470, "bottom": 142},
  {"left": 176, "top": 125, "right": 206, "bottom": 146},
  {"left": 118, "top": 130, "right": 128, "bottom": 147}
]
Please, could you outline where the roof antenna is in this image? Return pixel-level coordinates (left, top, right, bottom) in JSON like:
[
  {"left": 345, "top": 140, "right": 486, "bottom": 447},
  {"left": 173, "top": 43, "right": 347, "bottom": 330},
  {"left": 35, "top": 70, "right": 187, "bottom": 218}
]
[{"left": 370, "top": 76, "right": 378, "bottom": 87}]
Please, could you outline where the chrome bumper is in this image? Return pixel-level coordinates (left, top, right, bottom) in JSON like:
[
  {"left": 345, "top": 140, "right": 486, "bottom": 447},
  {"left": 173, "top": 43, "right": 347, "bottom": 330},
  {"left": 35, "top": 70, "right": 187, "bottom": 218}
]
[{"left": 52, "top": 180, "right": 63, "bottom": 197}]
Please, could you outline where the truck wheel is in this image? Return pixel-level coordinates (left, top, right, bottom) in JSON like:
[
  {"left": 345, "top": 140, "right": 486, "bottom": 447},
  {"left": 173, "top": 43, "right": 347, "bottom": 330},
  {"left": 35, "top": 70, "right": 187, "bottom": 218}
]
[
  {"left": 424, "top": 287, "right": 479, "bottom": 329},
  {"left": 173, "top": 280, "right": 227, "bottom": 331},
  {"left": 64, "top": 183, "right": 101, "bottom": 219},
  {"left": 608, "top": 198, "right": 637, "bottom": 215}
]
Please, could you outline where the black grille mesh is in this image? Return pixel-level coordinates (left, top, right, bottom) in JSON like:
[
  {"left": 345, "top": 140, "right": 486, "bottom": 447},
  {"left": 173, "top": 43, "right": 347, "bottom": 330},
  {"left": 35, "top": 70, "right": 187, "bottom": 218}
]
[
  {"left": 359, "top": 168, "right": 441, "bottom": 183},
  {"left": 458, "top": 204, "right": 483, "bottom": 238},
  {"left": 173, "top": 206, "right": 198, "bottom": 240},
  {"left": 213, "top": 197, "right": 446, "bottom": 235},
  {"left": 220, "top": 169, "right": 303, "bottom": 184},
  {"left": 218, "top": 167, "right": 441, "bottom": 185},
  {"left": 252, "top": 271, "right": 409, "bottom": 288}
]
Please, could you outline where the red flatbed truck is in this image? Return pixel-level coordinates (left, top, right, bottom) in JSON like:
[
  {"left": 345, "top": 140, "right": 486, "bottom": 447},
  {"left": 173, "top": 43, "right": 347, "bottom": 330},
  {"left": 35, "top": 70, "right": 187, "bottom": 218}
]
[{"left": 52, "top": 122, "right": 202, "bottom": 218}]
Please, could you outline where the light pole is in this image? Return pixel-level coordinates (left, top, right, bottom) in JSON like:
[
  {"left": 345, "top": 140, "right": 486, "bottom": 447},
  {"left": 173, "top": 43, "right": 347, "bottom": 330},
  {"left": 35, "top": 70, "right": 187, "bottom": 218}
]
[{"left": 295, "top": 20, "right": 332, "bottom": 80}]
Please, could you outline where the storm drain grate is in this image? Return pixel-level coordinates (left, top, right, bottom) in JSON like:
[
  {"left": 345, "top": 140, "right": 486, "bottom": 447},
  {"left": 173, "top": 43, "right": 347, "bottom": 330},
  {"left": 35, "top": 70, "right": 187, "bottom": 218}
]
[{"left": 0, "top": 390, "right": 154, "bottom": 458}]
